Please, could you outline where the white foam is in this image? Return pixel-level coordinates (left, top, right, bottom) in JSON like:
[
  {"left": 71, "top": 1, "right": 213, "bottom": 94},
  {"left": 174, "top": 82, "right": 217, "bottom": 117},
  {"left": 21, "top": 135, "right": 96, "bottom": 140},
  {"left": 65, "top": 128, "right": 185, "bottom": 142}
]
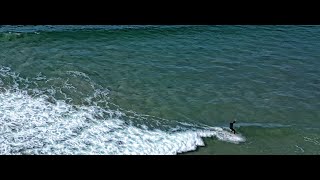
[
  {"left": 0, "top": 90, "right": 245, "bottom": 155},
  {"left": 33, "top": 72, "right": 47, "bottom": 81},
  {"left": 66, "top": 71, "right": 91, "bottom": 80},
  {"left": 0, "top": 66, "right": 245, "bottom": 154}
]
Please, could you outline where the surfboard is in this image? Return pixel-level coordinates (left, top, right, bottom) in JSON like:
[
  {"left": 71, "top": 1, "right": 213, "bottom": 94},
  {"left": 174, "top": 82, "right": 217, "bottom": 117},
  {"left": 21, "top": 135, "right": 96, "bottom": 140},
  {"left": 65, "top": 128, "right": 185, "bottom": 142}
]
[
  {"left": 222, "top": 127, "right": 237, "bottom": 133},
  {"left": 219, "top": 127, "right": 245, "bottom": 143}
]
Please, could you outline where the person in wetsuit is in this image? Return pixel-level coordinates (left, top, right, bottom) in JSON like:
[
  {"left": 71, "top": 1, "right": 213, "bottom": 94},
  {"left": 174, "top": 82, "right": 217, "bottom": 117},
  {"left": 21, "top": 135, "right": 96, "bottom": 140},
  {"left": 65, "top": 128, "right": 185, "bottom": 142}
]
[{"left": 230, "top": 120, "right": 236, "bottom": 134}]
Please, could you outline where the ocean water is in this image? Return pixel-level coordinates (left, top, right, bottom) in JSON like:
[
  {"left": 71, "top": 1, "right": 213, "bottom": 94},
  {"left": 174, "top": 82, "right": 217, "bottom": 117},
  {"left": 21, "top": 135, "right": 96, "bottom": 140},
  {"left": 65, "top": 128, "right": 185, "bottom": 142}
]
[{"left": 0, "top": 25, "right": 319, "bottom": 155}]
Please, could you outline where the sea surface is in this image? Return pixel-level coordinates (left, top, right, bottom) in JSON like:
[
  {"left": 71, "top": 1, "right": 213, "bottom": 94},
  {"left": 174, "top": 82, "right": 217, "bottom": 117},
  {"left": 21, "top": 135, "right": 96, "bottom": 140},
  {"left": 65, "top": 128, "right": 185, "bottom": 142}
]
[{"left": 0, "top": 25, "right": 319, "bottom": 154}]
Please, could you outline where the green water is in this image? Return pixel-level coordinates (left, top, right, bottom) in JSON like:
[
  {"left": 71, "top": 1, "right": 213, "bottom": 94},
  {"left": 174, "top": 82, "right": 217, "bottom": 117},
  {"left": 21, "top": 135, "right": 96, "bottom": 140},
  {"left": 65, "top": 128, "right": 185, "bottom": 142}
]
[{"left": 0, "top": 25, "right": 319, "bottom": 154}]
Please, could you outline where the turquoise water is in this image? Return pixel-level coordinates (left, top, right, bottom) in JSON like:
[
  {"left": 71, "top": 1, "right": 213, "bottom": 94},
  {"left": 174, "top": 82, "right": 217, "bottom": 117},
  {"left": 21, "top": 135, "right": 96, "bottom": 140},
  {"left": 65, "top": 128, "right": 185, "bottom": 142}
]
[{"left": 0, "top": 25, "right": 319, "bottom": 154}]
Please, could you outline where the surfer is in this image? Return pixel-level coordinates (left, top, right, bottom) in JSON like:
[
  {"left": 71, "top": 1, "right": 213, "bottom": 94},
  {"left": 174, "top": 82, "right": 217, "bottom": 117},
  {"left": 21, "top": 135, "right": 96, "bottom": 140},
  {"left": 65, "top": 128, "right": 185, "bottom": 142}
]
[{"left": 230, "top": 120, "right": 236, "bottom": 134}]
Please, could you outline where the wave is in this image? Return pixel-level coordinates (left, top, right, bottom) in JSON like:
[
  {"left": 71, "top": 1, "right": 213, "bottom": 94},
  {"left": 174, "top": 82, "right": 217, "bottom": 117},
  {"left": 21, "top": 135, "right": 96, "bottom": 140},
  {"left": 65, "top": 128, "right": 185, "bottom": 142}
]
[
  {"left": 0, "top": 66, "right": 245, "bottom": 155},
  {"left": 0, "top": 25, "right": 195, "bottom": 34}
]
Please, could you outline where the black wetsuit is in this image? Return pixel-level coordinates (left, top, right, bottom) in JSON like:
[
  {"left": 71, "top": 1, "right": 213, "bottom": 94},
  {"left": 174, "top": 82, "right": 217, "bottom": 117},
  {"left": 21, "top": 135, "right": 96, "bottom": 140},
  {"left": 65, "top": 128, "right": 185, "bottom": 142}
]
[{"left": 230, "top": 122, "right": 236, "bottom": 134}]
